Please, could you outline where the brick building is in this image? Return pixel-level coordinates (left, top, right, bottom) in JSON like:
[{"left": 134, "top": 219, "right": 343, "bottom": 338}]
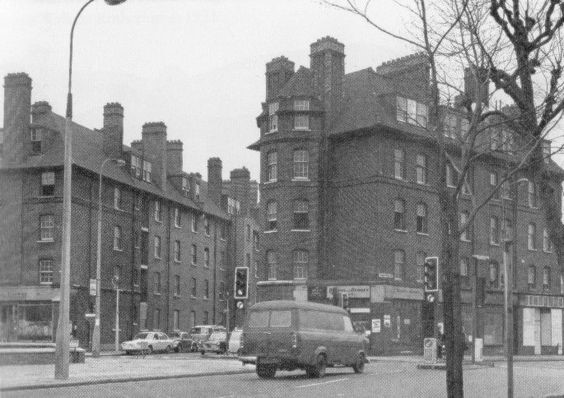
[
  {"left": 249, "top": 37, "right": 564, "bottom": 355},
  {"left": 0, "top": 73, "right": 258, "bottom": 349}
]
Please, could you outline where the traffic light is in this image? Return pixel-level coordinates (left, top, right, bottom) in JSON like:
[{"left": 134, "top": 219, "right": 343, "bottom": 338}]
[
  {"left": 341, "top": 293, "right": 349, "bottom": 310},
  {"left": 424, "top": 257, "right": 439, "bottom": 292},
  {"left": 234, "top": 267, "right": 249, "bottom": 299}
]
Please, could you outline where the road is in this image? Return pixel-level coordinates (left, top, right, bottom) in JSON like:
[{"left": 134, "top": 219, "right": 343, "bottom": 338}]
[{"left": 4, "top": 360, "right": 564, "bottom": 398}]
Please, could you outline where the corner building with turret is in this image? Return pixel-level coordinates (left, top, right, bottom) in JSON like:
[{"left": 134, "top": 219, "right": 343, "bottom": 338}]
[{"left": 249, "top": 37, "right": 564, "bottom": 355}]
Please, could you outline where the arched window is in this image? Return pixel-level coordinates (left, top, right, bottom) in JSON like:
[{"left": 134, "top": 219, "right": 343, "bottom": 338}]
[
  {"left": 416, "top": 154, "right": 427, "bottom": 184},
  {"left": 394, "top": 250, "right": 405, "bottom": 281},
  {"left": 293, "top": 149, "right": 309, "bottom": 179},
  {"left": 528, "top": 180, "right": 537, "bottom": 208},
  {"left": 416, "top": 203, "right": 428, "bottom": 234},
  {"left": 489, "top": 261, "right": 499, "bottom": 288},
  {"left": 293, "top": 250, "right": 308, "bottom": 280},
  {"left": 528, "top": 265, "right": 536, "bottom": 286},
  {"left": 267, "top": 151, "right": 277, "bottom": 182},
  {"left": 460, "top": 257, "right": 468, "bottom": 277},
  {"left": 266, "top": 201, "right": 277, "bottom": 231},
  {"left": 528, "top": 223, "right": 537, "bottom": 250},
  {"left": 490, "top": 216, "right": 500, "bottom": 245},
  {"left": 416, "top": 251, "right": 427, "bottom": 283},
  {"left": 543, "top": 267, "right": 551, "bottom": 289},
  {"left": 460, "top": 211, "right": 470, "bottom": 241},
  {"left": 293, "top": 200, "right": 309, "bottom": 230},
  {"left": 394, "top": 199, "right": 406, "bottom": 231},
  {"left": 394, "top": 149, "right": 405, "bottom": 180},
  {"left": 267, "top": 251, "right": 277, "bottom": 280}
]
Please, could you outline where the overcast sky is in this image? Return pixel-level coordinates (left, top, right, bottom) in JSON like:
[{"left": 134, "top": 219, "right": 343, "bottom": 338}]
[
  {"left": 1, "top": 0, "right": 562, "bottom": 181},
  {"left": 0, "top": 0, "right": 414, "bottom": 180}
]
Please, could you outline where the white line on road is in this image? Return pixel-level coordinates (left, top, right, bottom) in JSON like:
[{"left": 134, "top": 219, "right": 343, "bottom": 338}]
[{"left": 295, "top": 378, "right": 349, "bottom": 388}]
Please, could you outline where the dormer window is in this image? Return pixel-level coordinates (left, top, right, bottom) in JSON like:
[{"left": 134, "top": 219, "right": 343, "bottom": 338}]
[
  {"left": 228, "top": 197, "right": 240, "bottom": 215},
  {"left": 294, "top": 100, "right": 310, "bottom": 111},
  {"left": 268, "top": 102, "right": 279, "bottom": 133},
  {"left": 396, "top": 97, "right": 428, "bottom": 128},
  {"left": 31, "top": 128, "right": 42, "bottom": 153},
  {"left": 294, "top": 115, "right": 309, "bottom": 130},
  {"left": 195, "top": 181, "right": 200, "bottom": 201},
  {"left": 143, "top": 161, "right": 152, "bottom": 183},
  {"left": 131, "top": 155, "right": 142, "bottom": 178},
  {"left": 182, "top": 177, "right": 189, "bottom": 196}
]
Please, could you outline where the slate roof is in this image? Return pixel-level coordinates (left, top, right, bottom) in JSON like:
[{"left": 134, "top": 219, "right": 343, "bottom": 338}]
[
  {"left": 2, "top": 111, "right": 229, "bottom": 220},
  {"left": 278, "top": 67, "right": 315, "bottom": 98}
]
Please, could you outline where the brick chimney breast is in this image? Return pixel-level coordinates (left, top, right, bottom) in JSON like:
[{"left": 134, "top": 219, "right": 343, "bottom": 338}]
[
  {"left": 230, "top": 167, "right": 251, "bottom": 216},
  {"left": 3, "top": 73, "right": 32, "bottom": 165},
  {"left": 207, "top": 157, "right": 223, "bottom": 206},
  {"left": 166, "top": 140, "right": 183, "bottom": 176},
  {"left": 103, "top": 102, "right": 124, "bottom": 158},
  {"left": 31, "top": 101, "right": 52, "bottom": 115},
  {"left": 142, "top": 122, "right": 167, "bottom": 188},
  {"left": 265, "top": 56, "right": 295, "bottom": 101}
]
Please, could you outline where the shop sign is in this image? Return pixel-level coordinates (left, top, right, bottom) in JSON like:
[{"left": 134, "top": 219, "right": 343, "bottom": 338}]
[
  {"left": 326, "top": 285, "right": 370, "bottom": 299},
  {"left": 372, "top": 319, "right": 381, "bottom": 333},
  {"left": 403, "top": 318, "right": 411, "bottom": 325},
  {"left": 307, "top": 285, "right": 327, "bottom": 300},
  {"left": 349, "top": 308, "right": 370, "bottom": 314},
  {"left": 378, "top": 273, "right": 393, "bottom": 279},
  {"left": 520, "top": 294, "right": 564, "bottom": 308},
  {"left": 383, "top": 314, "right": 391, "bottom": 327}
]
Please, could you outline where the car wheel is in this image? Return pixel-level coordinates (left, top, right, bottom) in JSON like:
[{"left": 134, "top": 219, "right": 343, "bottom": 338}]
[
  {"left": 308, "top": 354, "right": 327, "bottom": 378},
  {"left": 174, "top": 345, "right": 180, "bottom": 353},
  {"left": 236, "top": 348, "right": 242, "bottom": 356},
  {"left": 191, "top": 342, "right": 198, "bottom": 352},
  {"left": 166, "top": 345, "right": 172, "bottom": 353},
  {"left": 352, "top": 353, "right": 365, "bottom": 374},
  {"left": 201, "top": 350, "right": 205, "bottom": 355},
  {"left": 148, "top": 345, "right": 153, "bottom": 355},
  {"left": 256, "top": 364, "right": 276, "bottom": 379}
]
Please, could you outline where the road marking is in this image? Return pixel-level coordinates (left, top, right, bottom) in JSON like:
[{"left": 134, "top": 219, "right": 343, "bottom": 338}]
[{"left": 295, "top": 378, "right": 349, "bottom": 388}]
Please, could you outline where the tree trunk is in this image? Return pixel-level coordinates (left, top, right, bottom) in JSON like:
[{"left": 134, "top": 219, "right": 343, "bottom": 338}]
[{"left": 440, "top": 189, "right": 464, "bottom": 398}]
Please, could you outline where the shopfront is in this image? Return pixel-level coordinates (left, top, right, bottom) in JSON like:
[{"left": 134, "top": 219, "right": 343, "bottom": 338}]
[
  {"left": 518, "top": 294, "right": 564, "bottom": 355},
  {"left": 0, "top": 286, "right": 59, "bottom": 342}
]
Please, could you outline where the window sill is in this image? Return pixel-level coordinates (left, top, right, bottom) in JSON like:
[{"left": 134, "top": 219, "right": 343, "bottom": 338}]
[
  {"left": 154, "top": 219, "right": 163, "bottom": 224},
  {"left": 447, "top": 184, "right": 456, "bottom": 189},
  {"left": 154, "top": 256, "right": 162, "bottom": 260},
  {"left": 173, "top": 294, "right": 180, "bottom": 299},
  {"left": 264, "top": 230, "right": 278, "bottom": 234},
  {"left": 174, "top": 225, "right": 182, "bottom": 229},
  {"left": 543, "top": 250, "right": 553, "bottom": 254},
  {"left": 528, "top": 248, "right": 538, "bottom": 252},
  {"left": 394, "top": 229, "right": 408, "bottom": 233},
  {"left": 266, "top": 130, "right": 277, "bottom": 135},
  {"left": 205, "top": 233, "right": 210, "bottom": 237},
  {"left": 291, "top": 178, "right": 310, "bottom": 182},
  {"left": 190, "top": 295, "right": 197, "bottom": 299},
  {"left": 490, "top": 242, "right": 500, "bottom": 247},
  {"left": 191, "top": 263, "right": 198, "bottom": 267},
  {"left": 192, "top": 230, "right": 199, "bottom": 234},
  {"left": 263, "top": 180, "right": 277, "bottom": 184},
  {"left": 416, "top": 232, "right": 429, "bottom": 236},
  {"left": 293, "top": 128, "right": 311, "bottom": 132},
  {"left": 291, "top": 229, "right": 310, "bottom": 232},
  {"left": 113, "top": 248, "right": 124, "bottom": 252},
  {"left": 37, "top": 239, "right": 54, "bottom": 243},
  {"left": 37, "top": 195, "right": 55, "bottom": 199},
  {"left": 460, "top": 238, "right": 472, "bottom": 243},
  {"left": 39, "top": 282, "right": 53, "bottom": 286},
  {"left": 154, "top": 293, "right": 161, "bottom": 296},
  {"left": 174, "top": 260, "right": 181, "bottom": 264}
]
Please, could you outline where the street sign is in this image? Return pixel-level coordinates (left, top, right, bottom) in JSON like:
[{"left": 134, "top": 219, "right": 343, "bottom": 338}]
[{"left": 89, "top": 279, "right": 96, "bottom": 296}]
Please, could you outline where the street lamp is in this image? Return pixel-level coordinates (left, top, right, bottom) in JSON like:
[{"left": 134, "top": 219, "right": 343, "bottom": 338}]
[
  {"left": 55, "top": 0, "right": 127, "bottom": 380},
  {"left": 471, "top": 254, "right": 489, "bottom": 364},
  {"left": 92, "top": 158, "right": 126, "bottom": 357}
]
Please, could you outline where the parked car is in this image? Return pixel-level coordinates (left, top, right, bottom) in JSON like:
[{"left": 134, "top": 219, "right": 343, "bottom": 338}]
[
  {"left": 169, "top": 331, "right": 192, "bottom": 353},
  {"left": 241, "top": 300, "right": 367, "bottom": 379},
  {"left": 188, "top": 325, "right": 226, "bottom": 351},
  {"left": 200, "top": 330, "right": 228, "bottom": 355},
  {"left": 228, "top": 327, "right": 243, "bottom": 355},
  {"left": 121, "top": 331, "right": 174, "bottom": 354}
]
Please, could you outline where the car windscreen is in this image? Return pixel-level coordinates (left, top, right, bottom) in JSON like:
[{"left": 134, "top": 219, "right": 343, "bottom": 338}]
[
  {"left": 209, "top": 332, "right": 227, "bottom": 341},
  {"left": 248, "top": 310, "right": 291, "bottom": 328},
  {"left": 189, "top": 328, "right": 202, "bottom": 334},
  {"left": 134, "top": 332, "right": 149, "bottom": 339}
]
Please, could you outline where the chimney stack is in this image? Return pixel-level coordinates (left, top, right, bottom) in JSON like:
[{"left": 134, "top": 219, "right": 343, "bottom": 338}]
[
  {"left": 3, "top": 73, "right": 32, "bottom": 165},
  {"left": 230, "top": 167, "right": 251, "bottom": 216},
  {"left": 310, "top": 37, "right": 345, "bottom": 127},
  {"left": 207, "top": 157, "right": 223, "bottom": 206},
  {"left": 167, "top": 140, "right": 183, "bottom": 176},
  {"left": 265, "top": 56, "right": 295, "bottom": 101},
  {"left": 464, "top": 66, "right": 489, "bottom": 107},
  {"left": 103, "top": 102, "right": 124, "bottom": 158},
  {"left": 141, "top": 122, "right": 167, "bottom": 188}
]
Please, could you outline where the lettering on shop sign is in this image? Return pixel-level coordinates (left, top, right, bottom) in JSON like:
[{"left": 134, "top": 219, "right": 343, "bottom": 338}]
[
  {"left": 372, "top": 319, "right": 381, "bottom": 333},
  {"left": 326, "top": 285, "right": 370, "bottom": 299},
  {"left": 383, "top": 314, "right": 391, "bottom": 327},
  {"left": 520, "top": 294, "right": 564, "bottom": 308}
]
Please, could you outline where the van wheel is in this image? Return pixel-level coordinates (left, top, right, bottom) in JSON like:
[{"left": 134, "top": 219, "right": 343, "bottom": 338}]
[
  {"left": 308, "top": 354, "right": 327, "bottom": 378},
  {"left": 256, "top": 364, "right": 276, "bottom": 379},
  {"left": 352, "top": 353, "right": 365, "bottom": 374}
]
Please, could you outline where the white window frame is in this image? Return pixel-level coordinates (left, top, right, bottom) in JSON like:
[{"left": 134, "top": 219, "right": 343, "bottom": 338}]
[
  {"left": 267, "top": 251, "right": 277, "bottom": 280},
  {"left": 266, "top": 201, "right": 277, "bottom": 231},
  {"left": 460, "top": 212, "right": 470, "bottom": 241},
  {"left": 416, "top": 154, "right": 427, "bottom": 185},
  {"left": 113, "top": 225, "right": 122, "bottom": 251},
  {"left": 294, "top": 114, "right": 309, "bottom": 130},
  {"left": 114, "top": 187, "right": 122, "bottom": 210},
  {"left": 543, "top": 228, "right": 553, "bottom": 253},
  {"left": 490, "top": 216, "right": 500, "bottom": 245},
  {"left": 154, "top": 236, "right": 162, "bottom": 259},
  {"left": 174, "top": 240, "right": 181, "bottom": 262},
  {"left": 154, "top": 200, "right": 162, "bottom": 222},
  {"left": 528, "top": 223, "right": 537, "bottom": 250},
  {"left": 268, "top": 102, "right": 279, "bottom": 133},
  {"left": 267, "top": 151, "right": 278, "bottom": 182},
  {"left": 394, "top": 149, "right": 405, "bottom": 180},
  {"left": 40, "top": 214, "right": 54, "bottom": 241},
  {"left": 293, "top": 200, "right": 309, "bottom": 231},
  {"left": 174, "top": 208, "right": 181, "bottom": 228},
  {"left": 191, "top": 244, "right": 197, "bottom": 265},
  {"left": 293, "top": 250, "right": 308, "bottom": 280},
  {"left": 204, "top": 247, "right": 210, "bottom": 268},
  {"left": 293, "top": 100, "right": 310, "bottom": 111},
  {"left": 528, "top": 180, "right": 538, "bottom": 208},
  {"left": 41, "top": 172, "right": 55, "bottom": 196},
  {"left": 394, "top": 250, "right": 405, "bottom": 281},
  {"left": 416, "top": 203, "right": 428, "bottom": 234},
  {"left": 143, "top": 161, "right": 152, "bottom": 183},
  {"left": 293, "top": 149, "right": 309, "bottom": 180},
  {"left": 39, "top": 259, "right": 54, "bottom": 284}
]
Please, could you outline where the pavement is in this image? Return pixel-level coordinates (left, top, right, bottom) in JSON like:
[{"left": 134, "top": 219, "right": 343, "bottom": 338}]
[{"left": 0, "top": 352, "right": 562, "bottom": 392}]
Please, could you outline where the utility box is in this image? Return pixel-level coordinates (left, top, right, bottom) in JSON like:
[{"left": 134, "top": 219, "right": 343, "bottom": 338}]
[
  {"left": 423, "top": 337, "right": 438, "bottom": 362},
  {"left": 474, "top": 338, "right": 483, "bottom": 362}
]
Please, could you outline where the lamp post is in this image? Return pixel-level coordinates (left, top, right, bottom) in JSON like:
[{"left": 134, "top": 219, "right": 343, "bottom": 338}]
[
  {"left": 92, "top": 158, "right": 125, "bottom": 357},
  {"left": 55, "top": 0, "right": 127, "bottom": 380},
  {"left": 471, "top": 254, "right": 489, "bottom": 364}
]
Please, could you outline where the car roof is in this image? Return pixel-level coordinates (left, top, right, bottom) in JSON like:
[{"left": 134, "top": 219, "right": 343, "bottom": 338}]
[
  {"left": 192, "top": 325, "right": 225, "bottom": 329},
  {"left": 249, "top": 300, "right": 349, "bottom": 315}
]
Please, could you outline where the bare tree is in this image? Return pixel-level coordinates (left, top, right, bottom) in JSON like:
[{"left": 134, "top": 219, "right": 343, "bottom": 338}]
[{"left": 325, "top": 1, "right": 563, "bottom": 397}]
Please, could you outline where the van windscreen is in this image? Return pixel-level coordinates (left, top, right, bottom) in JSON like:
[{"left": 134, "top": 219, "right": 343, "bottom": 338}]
[
  {"left": 270, "top": 310, "right": 291, "bottom": 327},
  {"left": 248, "top": 311, "right": 269, "bottom": 328}
]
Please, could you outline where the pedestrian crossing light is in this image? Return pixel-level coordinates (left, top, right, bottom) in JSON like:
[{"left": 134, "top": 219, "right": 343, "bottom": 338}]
[
  {"left": 424, "top": 257, "right": 439, "bottom": 292},
  {"left": 234, "top": 267, "right": 249, "bottom": 300}
]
